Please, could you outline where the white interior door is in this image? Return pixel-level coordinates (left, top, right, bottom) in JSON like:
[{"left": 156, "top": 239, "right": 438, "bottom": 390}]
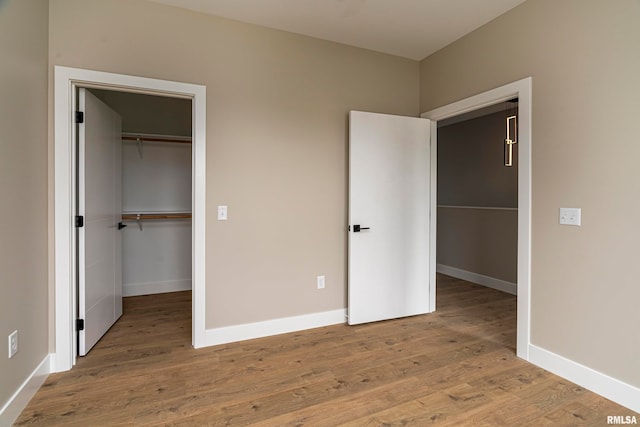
[
  {"left": 348, "top": 111, "right": 431, "bottom": 325},
  {"left": 78, "top": 88, "right": 123, "bottom": 356}
]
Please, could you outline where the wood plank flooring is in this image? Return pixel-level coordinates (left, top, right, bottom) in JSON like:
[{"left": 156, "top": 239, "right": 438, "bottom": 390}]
[{"left": 15, "top": 275, "right": 637, "bottom": 426}]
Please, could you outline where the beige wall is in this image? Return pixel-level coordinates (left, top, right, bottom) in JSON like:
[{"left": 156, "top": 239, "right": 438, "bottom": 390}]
[
  {"left": 0, "top": 0, "right": 49, "bottom": 410},
  {"left": 49, "top": 0, "right": 419, "bottom": 329},
  {"left": 421, "top": 0, "right": 640, "bottom": 387}
]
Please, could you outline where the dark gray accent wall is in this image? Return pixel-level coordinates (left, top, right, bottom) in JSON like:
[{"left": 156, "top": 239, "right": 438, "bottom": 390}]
[
  {"left": 438, "top": 110, "right": 517, "bottom": 208},
  {"left": 437, "top": 109, "right": 518, "bottom": 284}
]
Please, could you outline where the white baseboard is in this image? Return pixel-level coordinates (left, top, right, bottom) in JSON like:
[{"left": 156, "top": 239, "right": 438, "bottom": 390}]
[
  {"left": 0, "top": 354, "right": 51, "bottom": 426},
  {"left": 123, "top": 279, "right": 191, "bottom": 297},
  {"left": 204, "top": 309, "right": 346, "bottom": 347},
  {"left": 529, "top": 344, "right": 640, "bottom": 413},
  {"left": 437, "top": 264, "right": 517, "bottom": 295}
]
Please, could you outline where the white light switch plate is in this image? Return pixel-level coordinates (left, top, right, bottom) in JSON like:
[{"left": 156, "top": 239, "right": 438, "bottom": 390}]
[
  {"left": 217, "top": 205, "right": 228, "bottom": 221},
  {"left": 559, "top": 208, "right": 581, "bottom": 226},
  {"left": 8, "top": 330, "right": 17, "bottom": 359}
]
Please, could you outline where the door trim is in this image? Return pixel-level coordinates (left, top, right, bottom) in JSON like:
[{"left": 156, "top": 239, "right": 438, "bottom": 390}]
[
  {"left": 421, "top": 77, "right": 532, "bottom": 361},
  {"left": 53, "top": 66, "right": 207, "bottom": 372}
]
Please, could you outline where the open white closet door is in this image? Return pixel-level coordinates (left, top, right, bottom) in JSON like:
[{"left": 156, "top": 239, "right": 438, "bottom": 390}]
[
  {"left": 348, "top": 111, "right": 431, "bottom": 325},
  {"left": 78, "top": 88, "right": 123, "bottom": 356}
]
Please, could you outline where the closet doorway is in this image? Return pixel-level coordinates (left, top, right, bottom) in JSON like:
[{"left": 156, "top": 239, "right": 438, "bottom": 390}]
[
  {"left": 435, "top": 101, "right": 519, "bottom": 296},
  {"left": 422, "top": 77, "right": 532, "bottom": 361},
  {"left": 77, "top": 88, "right": 193, "bottom": 356},
  {"left": 53, "top": 66, "right": 206, "bottom": 372}
]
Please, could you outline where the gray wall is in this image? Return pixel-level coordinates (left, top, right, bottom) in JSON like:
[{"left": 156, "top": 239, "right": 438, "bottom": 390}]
[
  {"left": 437, "top": 110, "right": 518, "bottom": 283},
  {"left": 91, "top": 89, "right": 192, "bottom": 136},
  {"left": 438, "top": 110, "right": 517, "bottom": 208},
  {"left": 437, "top": 208, "right": 517, "bottom": 283},
  {"left": 0, "top": 0, "right": 49, "bottom": 415}
]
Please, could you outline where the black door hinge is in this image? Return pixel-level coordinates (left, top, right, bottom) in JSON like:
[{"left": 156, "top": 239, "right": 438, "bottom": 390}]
[
  {"left": 75, "top": 215, "right": 84, "bottom": 228},
  {"left": 76, "top": 319, "right": 85, "bottom": 331},
  {"left": 75, "top": 111, "right": 84, "bottom": 123}
]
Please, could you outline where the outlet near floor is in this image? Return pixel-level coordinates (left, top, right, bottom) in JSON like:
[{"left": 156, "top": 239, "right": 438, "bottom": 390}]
[
  {"left": 317, "top": 275, "right": 325, "bottom": 289},
  {"left": 8, "top": 330, "right": 18, "bottom": 358}
]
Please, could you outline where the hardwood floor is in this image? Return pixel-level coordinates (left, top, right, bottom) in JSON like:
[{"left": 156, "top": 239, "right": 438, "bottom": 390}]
[{"left": 16, "top": 275, "right": 636, "bottom": 426}]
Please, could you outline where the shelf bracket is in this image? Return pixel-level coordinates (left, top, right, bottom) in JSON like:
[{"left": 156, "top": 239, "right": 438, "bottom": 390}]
[{"left": 136, "top": 138, "right": 143, "bottom": 159}]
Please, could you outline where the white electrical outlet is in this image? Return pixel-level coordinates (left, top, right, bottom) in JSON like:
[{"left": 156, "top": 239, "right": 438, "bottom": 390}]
[
  {"left": 217, "top": 205, "right": 228, "bottom": 221},
  {"left": 317, "top": 275, "right": 325, "bottom": 289},
  {"left": 559, "top": 208, "right": 581, "bottom": 226},
  {"left": 8, "top": 330, "right": 18, "bottom": 359}
]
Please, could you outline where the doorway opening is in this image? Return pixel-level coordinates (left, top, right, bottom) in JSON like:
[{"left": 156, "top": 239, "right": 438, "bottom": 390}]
[
  {"left": 436, "top": 100, "right": 518, "bottom": 295},
  {"left": 76, "top": 87, "right": 193, "bottom": 357},
  {"left": 423, "top": 77, "right": 531, "bottom": 360},
  {"left": 53, "top": 66, "right": 207, "bottom": 372}
]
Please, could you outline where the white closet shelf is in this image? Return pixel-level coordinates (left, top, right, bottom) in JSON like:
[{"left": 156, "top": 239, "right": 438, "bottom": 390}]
[
  {"left": 122, "top": 134, "right": 192, "bottom": 144},
  {"left": 437, "top": 205, "right": 517, "bottom": 211},
  {"left": 122, "top": 213, "right": 192, "bottom": 220},
  {"left": 122, "top": 133, "right": 192, "bottom": 158},
  {"left": 122, "top": 212, "right": 191, "bottom": 231}
]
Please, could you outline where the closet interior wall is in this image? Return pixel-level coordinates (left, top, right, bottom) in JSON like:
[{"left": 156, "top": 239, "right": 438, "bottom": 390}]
[
  {"left": 90, "top": 89, "right": 193, "bottom": 297},
  {"left": 437, "top": 106, "right": 518, "bottom": 290}
]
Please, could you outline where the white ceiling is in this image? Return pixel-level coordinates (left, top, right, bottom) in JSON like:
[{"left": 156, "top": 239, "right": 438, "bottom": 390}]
[{"left": 149, "top": 0, "right": 526, "bottom": 60}]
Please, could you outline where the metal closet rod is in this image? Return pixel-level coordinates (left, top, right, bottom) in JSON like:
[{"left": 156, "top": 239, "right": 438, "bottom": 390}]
[
  {"left": 121, "top": 135, "right": 192, "bottom": 144},
  {"left": 121, "top": 213, "right": 192, "bottom": 220},
  {"left": 121, "top": 212, "right": 192, "bottom": 231}
]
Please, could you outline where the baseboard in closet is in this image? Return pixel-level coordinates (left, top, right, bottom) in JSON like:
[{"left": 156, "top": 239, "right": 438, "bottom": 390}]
[
  {"left": 123, "top": 279, "right": 192, "bottom": 297},
  {"left": 437, "top": 264, "right": 517, "bottom": 295}
]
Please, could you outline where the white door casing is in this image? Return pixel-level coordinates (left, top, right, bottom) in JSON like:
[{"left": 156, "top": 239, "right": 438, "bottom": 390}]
[
  {"left": 77, "top": 88, "right": 123, "bottom": 355},
  {"left": 348, "top": 111, "right": 431, "bottom": 325},
  {"left": 422, "top": 77, "right": 532, "bottom": 360},
  {"left": 54, "top": 66, "right": 206, "bottom": 372}
]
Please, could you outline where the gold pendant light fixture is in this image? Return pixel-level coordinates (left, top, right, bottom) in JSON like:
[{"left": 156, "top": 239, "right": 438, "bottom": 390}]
[{"left": 504, "top": 99, "right": 518, "bottom": 167}]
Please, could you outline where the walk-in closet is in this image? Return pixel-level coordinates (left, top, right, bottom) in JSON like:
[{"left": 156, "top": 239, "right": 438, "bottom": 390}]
[
  {"left": 83, "top": 88, "right": 193, "bottom": 354},
  {"left": 120, "top": 132, "right": 192, "bottom": 297},
  {"left": 436, "top": 101, "right": 518, "bottom": 295}
]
